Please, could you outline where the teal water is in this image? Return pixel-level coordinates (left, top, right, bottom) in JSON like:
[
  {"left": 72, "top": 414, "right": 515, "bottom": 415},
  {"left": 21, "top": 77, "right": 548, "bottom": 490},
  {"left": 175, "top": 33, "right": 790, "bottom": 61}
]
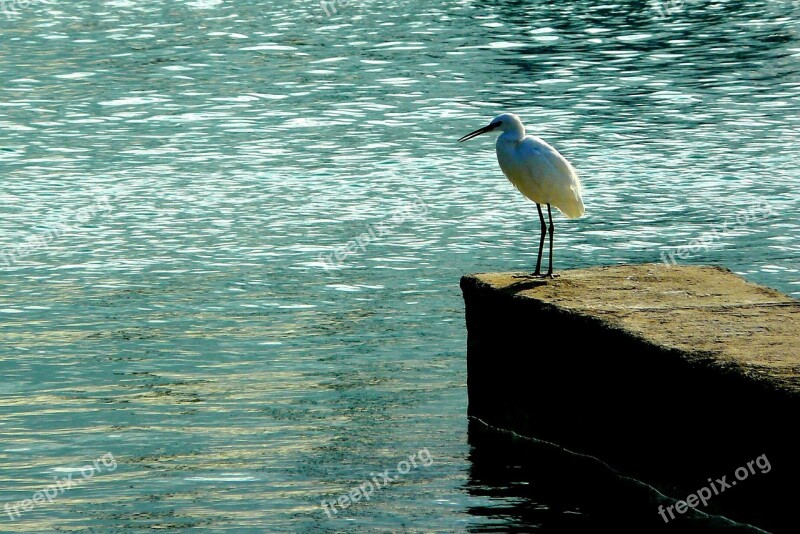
[{"left": 1, "top": 0, "right": 798, "bottom": 531}]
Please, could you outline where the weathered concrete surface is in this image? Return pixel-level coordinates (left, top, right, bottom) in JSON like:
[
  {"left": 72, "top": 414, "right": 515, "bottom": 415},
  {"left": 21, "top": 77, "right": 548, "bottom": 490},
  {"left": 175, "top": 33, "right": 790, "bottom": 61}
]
[{"left": 462, "top": 265, "right": 799, "bottom": 533}]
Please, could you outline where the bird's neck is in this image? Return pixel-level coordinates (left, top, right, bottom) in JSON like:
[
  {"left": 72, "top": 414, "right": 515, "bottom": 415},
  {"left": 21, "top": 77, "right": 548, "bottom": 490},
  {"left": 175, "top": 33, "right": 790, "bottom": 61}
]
[{"left": 498, "top": 129, "right": 524, "bottom": 143}]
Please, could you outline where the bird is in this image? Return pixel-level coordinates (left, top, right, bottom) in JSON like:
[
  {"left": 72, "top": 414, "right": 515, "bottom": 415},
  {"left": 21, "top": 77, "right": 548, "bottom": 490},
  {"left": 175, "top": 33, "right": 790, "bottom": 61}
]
[{"left": 459, "top": 113, "right": 584, "bottom": 277}]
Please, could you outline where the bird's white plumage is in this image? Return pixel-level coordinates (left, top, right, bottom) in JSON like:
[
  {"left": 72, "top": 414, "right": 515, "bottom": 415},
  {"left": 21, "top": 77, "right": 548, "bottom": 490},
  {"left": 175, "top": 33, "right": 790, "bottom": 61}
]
[{"left": 492, "top": 114, "right": 585, "bottom": 219}]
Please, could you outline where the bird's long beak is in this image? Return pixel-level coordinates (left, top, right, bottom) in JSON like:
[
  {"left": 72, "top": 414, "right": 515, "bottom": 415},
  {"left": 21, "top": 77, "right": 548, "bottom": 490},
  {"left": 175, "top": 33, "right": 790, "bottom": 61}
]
[{"left": 458, "top": 123, "right": 496, "bottom": 143}]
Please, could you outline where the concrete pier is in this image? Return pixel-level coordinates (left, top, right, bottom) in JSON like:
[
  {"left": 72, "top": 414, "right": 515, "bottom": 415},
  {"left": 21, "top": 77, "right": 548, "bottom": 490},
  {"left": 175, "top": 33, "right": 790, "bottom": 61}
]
[{"left": 461, "top": 265, "right": 798, "bottom": 533}]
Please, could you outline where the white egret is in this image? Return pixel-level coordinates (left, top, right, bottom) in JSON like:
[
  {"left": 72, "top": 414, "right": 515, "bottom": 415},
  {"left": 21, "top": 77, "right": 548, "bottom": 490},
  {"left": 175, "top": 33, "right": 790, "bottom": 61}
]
[{"left": 459, "top": 113, "right": 584, "bottom": 277}]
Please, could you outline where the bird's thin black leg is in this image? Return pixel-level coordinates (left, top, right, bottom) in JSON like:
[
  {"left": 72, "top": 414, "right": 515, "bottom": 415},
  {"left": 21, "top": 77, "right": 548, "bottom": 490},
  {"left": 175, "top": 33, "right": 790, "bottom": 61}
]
[
  {"left": 534, "top": 203, "right": 547, "bottom": 276},
  {"left": 546, "top": 203, "right": 555, "bottom": 277}
]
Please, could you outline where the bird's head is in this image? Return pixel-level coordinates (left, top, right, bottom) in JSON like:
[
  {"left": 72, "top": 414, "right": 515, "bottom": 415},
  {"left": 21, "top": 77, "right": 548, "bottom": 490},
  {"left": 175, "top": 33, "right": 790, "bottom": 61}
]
[{"left": 458, "top": 113, "right": 524, "bottom": 142}]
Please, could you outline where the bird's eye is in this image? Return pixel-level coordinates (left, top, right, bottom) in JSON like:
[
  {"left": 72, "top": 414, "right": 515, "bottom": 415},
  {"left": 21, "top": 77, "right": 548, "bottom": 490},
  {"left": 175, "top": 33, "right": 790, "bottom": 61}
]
[{"left": 491, "top": 120, "right": 503, "bottom": 128}]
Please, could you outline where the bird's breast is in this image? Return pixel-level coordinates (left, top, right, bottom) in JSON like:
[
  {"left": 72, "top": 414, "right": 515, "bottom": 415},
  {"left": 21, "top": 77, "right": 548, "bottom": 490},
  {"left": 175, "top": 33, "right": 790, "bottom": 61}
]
[{"left": 495, "top": 141, "right": 544, "bottom": 202}]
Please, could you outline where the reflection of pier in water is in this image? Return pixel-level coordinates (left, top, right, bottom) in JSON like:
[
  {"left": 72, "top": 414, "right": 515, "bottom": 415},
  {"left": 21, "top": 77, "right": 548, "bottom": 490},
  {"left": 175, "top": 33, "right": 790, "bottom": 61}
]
[{"left": 466, "top": 418, "right": 762, "bottom": 533}]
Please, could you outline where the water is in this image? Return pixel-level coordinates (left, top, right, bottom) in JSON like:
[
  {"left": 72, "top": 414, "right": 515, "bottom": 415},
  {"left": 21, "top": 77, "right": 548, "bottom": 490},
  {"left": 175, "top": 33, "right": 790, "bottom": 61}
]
[{"left": 0, "top": 0, "right": 798, "bottom": 531}]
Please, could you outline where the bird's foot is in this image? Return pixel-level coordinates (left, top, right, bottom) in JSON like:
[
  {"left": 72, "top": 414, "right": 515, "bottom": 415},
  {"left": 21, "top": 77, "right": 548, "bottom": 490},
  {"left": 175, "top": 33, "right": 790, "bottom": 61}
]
[
  {"left": 544, "top": 272, "right": 560, "bottom": 279},
  {"left": 514, "top": 271, "right": 544, "bottom": 279}
]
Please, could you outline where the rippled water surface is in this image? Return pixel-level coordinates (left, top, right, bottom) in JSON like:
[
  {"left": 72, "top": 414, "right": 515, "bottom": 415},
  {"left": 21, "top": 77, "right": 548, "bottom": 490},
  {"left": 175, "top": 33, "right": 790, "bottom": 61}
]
[{"left": 1, "top": 0, "right": 798, "bottom": 531}]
